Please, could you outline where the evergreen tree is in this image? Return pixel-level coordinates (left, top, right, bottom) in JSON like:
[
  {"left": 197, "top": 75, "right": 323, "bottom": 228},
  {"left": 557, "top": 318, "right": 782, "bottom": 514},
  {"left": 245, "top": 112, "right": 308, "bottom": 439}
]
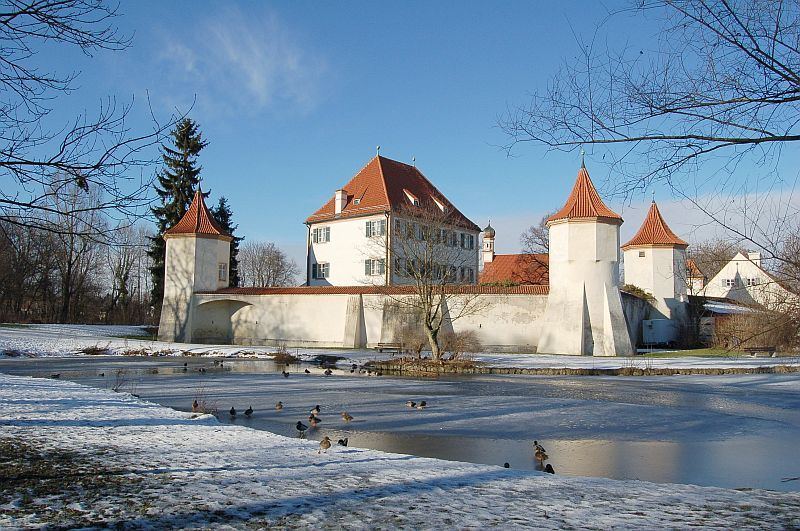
[
  {"left": 148, "top": 118, "right": 207, "bottom": 313},
  {"left": 211, "top": 196, "right": 243, "bottom": 287}
]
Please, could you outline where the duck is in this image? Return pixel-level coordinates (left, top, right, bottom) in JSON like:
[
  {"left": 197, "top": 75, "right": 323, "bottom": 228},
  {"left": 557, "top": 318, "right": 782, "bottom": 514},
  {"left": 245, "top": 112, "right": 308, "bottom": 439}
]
[
  {"left": 324, "top": 368, "right": 333, "bottom": 376},
  {"left": 282, "top": 370, "right": 290, "bottom": 378},
  {"left": 341, "top": 411, "right": 353, "bottom": 422},
  {"left": 304, "top": 369, "right": 311, "bottom": 374},
  {"left": 533, "top": 440, "right": 547, "bottom": 454},
  {"left": 416, "top": 400, "right": 427, "bottom": 410},
  {"left": 337, "top": 438, "right": 349, "bottom": 447},
  {"left": 296, "top": 421, "right": 308, "bottom": 437},
  {"left": 406, "top": 401, "right": 416, "bottom": 408},
  {"left": 311, "top": 405, "right": 321, "bottom": 416},
  {"left": 544, "top": 464, "right": 555, "bottom": 474},
  {"left": 229, "top": 407, "right": 237, "bottom": 417},
  {"left": 183, "top": 362, "right": 188, "bottom": 367},
  {"left": 198, "top": 367, "right": 206, "bottom": 373},
  {"left": 308, "top": 415, "right": 320, "bottom": 428},
  {"left": 534, "top": 448, "right": 549, "bottom": 462},
  {"left": 275, "top": 401, "right": 284, "bottom": 411},
  {"left": 192, "top": 399, "right": 199, "bottom": 412},
  {"left": 503, "top": 462, "right": 510, "bottom": 468},
  {"left": 98, "top": 372, "right": 105, "bottom": 377},
  {"left": 50, "top": 373, "right": 61, "bottom": 379},
  {"left": 318, "top": 436, "right": 332, "bottom": 454},
  {"left": 244, "top": 405, "right": 253, "bottom": 417}
]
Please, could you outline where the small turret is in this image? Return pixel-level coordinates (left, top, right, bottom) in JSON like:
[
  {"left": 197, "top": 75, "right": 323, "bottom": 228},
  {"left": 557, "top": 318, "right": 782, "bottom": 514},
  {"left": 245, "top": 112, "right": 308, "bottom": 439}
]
[
  {"left": 537, "top": 165, "right": 633, "bottom": 357},
  {"left": 622, "top": 200, "right": 688, "bottom": 319},
  {"left": 159, "top": 189, "right": 232, "bottom": 342}
]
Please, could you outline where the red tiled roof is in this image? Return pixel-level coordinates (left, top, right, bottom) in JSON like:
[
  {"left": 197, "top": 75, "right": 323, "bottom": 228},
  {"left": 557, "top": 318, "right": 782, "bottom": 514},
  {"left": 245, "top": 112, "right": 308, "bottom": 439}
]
[
  {"left": 199, "top": 284, "right": 549, "bottom": 296},
  {"left": 686, "top": 258, "right": 705, "bottom": 279},
  {"left": 479, "top": 254, "right": 549, "bottom": 285},
  {"left": 165, "top": 189, "right": 231, "bottom": 239},
  {"left": 306, "top": 156, "right": 480, "bottom": 231},
  {"left": 621, "top": 201, "right": 688, "bottom": 250},
  {"left": 547, "top": 165, "right": 622, "bottom": 224}
]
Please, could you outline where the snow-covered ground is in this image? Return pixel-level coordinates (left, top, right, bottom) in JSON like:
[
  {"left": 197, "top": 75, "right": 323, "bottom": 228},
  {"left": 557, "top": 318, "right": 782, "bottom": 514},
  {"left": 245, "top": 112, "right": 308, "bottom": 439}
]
[
  {"left": 2, "top": 323, "right": 799, "bottom": 370},
  {"left": 0, "top": 373, "right": 797, "bottom": 529}
]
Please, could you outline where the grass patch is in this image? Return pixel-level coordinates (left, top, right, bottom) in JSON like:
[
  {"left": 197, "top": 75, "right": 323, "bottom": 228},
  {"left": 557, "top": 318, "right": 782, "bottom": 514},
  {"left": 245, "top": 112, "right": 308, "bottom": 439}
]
[
  {"left": 80, "top": 344, "right": 112, "bottom": 355},
  {"left": 0, "top": 436, "right": 145, "bottom": 528},
  {"left": 640, "top": 348, "right": 746, "bottom": 358},
  {"left": 272, "top": 351, "right": 300, "bottom": 364},
  {"left": 0, "top": 323, "right": 30, "bottom": 329}
]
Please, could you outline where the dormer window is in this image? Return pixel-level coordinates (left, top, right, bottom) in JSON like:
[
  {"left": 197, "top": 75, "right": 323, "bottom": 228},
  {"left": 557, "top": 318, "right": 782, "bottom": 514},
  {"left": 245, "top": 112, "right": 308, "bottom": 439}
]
[
  {"left": 432, "top": 197, "right": 445, "bottom": 212},
  {"left": 354, "top": 198, "right": 361, "bottom": 205},
  {"left": 403, "top": 189, "right": 420, "bottom": 206}
]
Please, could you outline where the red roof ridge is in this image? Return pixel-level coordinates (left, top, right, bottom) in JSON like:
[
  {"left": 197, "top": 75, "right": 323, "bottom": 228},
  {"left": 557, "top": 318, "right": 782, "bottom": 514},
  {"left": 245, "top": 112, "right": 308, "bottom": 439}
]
[
  {"left": 164, "top": 189, "right": 231, "bottom": 239},
  {"left": 547, "top": 166, "right": 622, "bottom": 224},
  {"left": 621, "top": 201, "right": 687, "bottom": 250}
]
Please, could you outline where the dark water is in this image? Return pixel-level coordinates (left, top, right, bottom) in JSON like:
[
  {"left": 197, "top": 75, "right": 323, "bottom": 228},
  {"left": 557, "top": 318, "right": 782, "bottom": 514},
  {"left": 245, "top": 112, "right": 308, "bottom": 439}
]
[{"left": 2, "top": 355, "right": 799, "bottom": 491}]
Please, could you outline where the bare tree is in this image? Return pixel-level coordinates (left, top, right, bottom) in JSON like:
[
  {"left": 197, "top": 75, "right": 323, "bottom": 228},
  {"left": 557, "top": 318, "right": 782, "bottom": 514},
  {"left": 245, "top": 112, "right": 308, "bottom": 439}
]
[
  {"left": 376, "top": 205, "right": 487, "bottom": 360},
  {"left": 520, "top": 211, "right": 553, "bottom": 255},
  {"left": 500, "top": 0, "right": 800, "bottom": 195},
  {"left": 0, "top": 0, "right": 178, "bottom": 238},
  {"left": 238, "top": 241, "right": 299, "bottom": 287},
  {"left": 104, "top": 224, "right": 150, "bottom": 323},
  {"left": 687, "top": 239, "right": 739, "bottom": 283}
]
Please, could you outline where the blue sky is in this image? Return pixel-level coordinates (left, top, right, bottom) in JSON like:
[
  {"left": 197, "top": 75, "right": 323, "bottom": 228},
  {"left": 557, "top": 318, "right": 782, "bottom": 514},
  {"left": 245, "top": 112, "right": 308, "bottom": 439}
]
[{"left": 34, "top": 1, "right": 800, "bottom": 264}]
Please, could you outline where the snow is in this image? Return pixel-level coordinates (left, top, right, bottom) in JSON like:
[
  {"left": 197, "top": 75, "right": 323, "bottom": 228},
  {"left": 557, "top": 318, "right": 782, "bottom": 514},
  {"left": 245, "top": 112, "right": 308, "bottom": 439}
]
[
  {"left": 2, "top": 323, "right": 799, "bottom": 370},
  {"left": 0, "top": 373, "right": 798, "bottom": 529}
]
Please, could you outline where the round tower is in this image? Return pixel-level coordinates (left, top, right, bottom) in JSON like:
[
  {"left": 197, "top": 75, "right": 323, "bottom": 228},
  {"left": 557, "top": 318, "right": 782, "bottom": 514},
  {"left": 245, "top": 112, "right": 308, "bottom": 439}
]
[
  {"left": 482, "top": 221, "right": 495, "bottom": 264},
  {"left": 621, "top": 200, "right": 688, "bottom": 320},
  {"left": 537, "top": 164, "right": 634, "bottom": 356},
  {"left": 158, "top": 188, "right": 232, "bottom": 342}
]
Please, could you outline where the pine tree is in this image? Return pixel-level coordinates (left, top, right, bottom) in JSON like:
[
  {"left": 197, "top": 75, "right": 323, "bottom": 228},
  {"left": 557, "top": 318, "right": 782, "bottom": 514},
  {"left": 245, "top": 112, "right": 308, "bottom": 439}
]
[
  {"left": 148, "top": 118, "right": 208, "bottom": 313},
  {"left": 211, "top": 196, "right": 243, "bottom": 287}
]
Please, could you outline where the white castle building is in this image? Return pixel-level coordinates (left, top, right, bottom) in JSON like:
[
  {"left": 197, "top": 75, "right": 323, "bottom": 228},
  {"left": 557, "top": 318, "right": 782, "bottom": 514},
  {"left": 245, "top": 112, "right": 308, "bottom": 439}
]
[{"left": 158, "top": 156, "right": 695, "bottom": 356}]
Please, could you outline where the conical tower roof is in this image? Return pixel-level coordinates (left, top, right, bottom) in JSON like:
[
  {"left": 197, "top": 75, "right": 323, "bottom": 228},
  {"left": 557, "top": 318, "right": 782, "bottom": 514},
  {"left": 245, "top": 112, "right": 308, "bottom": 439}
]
[
  {"left": 547, "top": 164, "right": 622, "bottom": 224},
  {"left": 621, "top": 201, "right": 687, "bottom": 250},
  {"left": 164, "top": 188, "right": 231, "bottom": 239}
]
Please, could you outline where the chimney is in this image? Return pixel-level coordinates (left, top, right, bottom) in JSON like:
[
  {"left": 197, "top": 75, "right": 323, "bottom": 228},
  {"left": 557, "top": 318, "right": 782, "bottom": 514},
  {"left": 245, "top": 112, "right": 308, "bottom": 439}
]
[
  {"left": 747, "top": 251, "right": 761, "bottom": 267},
  {"left": 334, "top": 189, "right": 347, "bottom": 215}
]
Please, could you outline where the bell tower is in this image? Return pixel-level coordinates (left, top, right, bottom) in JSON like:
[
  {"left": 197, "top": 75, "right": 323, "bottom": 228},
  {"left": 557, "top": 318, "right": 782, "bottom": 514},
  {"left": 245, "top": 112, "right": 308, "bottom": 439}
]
[{"left": 482, "top": 222, "right": 496, "bottom": 264}]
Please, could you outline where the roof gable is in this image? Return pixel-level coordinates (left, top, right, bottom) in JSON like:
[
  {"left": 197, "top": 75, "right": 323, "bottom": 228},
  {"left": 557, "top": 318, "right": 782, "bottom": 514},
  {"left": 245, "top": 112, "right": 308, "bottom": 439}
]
[
  {"left": 621, "top": 201, "right": 688, "bottom": 250},
  {"left": 306, "top": 156, "right": 479, "bottom": 231},
  {"left": 164, "top": 189, "right": 231, "bottom": 239},
  {"left": 547, "top": 165, "right": 622, "bottom": 224}
]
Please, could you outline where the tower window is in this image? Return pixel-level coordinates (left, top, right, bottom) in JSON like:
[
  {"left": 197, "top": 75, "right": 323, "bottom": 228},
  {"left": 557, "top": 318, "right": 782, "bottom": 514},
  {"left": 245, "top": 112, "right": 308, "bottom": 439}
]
[
  {"left": 312, "top": 262, "right": 329, "bottom": 279},
  {"left": 218, "top": 263, "right": 228, "bottom": 282},
  {"left": 364, "top": 259, "right": 385, "bottom": 276},
  {"left": 312, "top": 226, "right": 330, "bottom": 243},
  {"left": 638, "top": 251, "right": 645, "bottom": 257}
]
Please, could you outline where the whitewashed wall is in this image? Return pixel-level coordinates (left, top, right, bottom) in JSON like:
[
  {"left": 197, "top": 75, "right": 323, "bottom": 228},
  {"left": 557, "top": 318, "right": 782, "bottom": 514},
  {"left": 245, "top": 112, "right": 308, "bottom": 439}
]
[{"left": 623, "top": 246, "right": 687, "bottom": 319}]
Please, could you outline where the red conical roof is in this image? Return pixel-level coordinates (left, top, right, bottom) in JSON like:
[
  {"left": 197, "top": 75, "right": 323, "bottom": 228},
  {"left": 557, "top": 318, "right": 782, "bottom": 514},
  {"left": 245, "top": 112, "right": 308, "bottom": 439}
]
[
  {"left": 547, "top": 165, "right": 622, "bottom": 224},
  {"left": 621, "top": 201, "right": 687, "bottom": 250},
  {"left": 164, "top": 189, "right": 231, "bottom": 239}
]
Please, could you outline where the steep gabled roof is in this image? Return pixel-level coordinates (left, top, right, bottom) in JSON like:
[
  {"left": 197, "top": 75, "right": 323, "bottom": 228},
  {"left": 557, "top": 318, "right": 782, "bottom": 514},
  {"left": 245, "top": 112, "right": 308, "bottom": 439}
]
[
  {"left": 621, "top": 201, "right": 688, "bottom": 250},
  {"left": 480, "top": 254, "right": 549, "bottom": 285},
  {"left": 164, "top": 189, "right": 231, "bottom": 239},
  {"left": 547, "top": 164, "right": 622, "bottom": 224},
  {"left": 686, "top": 258, "right": 705, "bottom": 279},
  {"left": 306, "top": 156, "right": 480, "bottom": 231}
]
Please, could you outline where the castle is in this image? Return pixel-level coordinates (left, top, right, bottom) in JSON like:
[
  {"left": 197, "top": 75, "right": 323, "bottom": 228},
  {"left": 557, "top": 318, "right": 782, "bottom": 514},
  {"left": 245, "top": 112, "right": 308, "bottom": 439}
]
[{"left": 158, "top": 156, "right": 692, "bottom": 356}]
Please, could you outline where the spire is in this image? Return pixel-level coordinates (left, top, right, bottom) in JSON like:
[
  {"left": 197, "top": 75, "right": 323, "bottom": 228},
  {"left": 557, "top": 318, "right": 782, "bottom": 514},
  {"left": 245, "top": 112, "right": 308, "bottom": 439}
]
[
  {"left": 164, "top": 189, "right": 231, "bottom": 239},
  {"left": 547, "top": 164, "right": 622, "bottom": 224},
  {"left": 580, "top": 147, "right": 586, "bottom": 169},
  {"left": 621, "top": 200, "right": 687, "bottom": 250}
]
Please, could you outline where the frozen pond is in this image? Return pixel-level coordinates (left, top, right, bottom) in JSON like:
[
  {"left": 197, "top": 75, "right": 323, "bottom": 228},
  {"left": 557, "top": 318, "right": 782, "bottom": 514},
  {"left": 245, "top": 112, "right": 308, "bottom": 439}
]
[{"left": 2, "top": 355, "right": 799, "bottom": 491}]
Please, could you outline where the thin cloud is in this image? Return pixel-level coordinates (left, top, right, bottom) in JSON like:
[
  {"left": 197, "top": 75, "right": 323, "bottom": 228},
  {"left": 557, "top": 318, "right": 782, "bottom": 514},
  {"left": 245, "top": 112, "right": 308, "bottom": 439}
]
[{"left": 157, "top": 7, "right": 327, "bottom": 114}]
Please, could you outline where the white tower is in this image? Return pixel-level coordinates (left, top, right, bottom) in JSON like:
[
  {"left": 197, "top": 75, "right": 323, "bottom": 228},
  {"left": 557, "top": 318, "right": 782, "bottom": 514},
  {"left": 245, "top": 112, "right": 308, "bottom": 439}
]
[
  {"left": 158, "top": 189, "right": 232, "bottom": 342},
  {"left": 482, "top": 222, "right": 496, "bottom": 264},
  {"left": 537, "top": 164, "right": 634, "bottom": 356},
  {"left": 622, "top": 200, "right": 688, "bottom": 319}
]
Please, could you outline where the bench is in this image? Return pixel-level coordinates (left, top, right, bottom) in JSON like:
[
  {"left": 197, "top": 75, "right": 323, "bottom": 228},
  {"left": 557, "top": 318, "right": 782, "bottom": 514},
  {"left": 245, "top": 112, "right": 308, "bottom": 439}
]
[
  {"left": 744, "top": 346, "right": 777, "bottom": 357},
  {"left": 374, "top": 342, "right": 404, "bottom": 353}
]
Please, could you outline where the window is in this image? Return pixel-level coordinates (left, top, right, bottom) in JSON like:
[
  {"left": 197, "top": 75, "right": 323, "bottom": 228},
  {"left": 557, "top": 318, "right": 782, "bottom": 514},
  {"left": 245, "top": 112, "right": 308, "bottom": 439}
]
[
  {"left": 353, "top": 198, "right": 361, "bottom": 205},
  {"left": 413, "top": 223, "right": 424, "bottom": 241},
  {"left": 312, "top": 262, "right": 329, "bottom": 279},
  {"left": 747, "top": 277, "right": 761, "bottom": 286},
  {"left": 468, "top": 267, "right": 475, "bottom": 283},
  {"left": 312, "top": 226, "right": 330, "bottom": 243},
  {"left": 450, "top": 232, "right": 458, "bottom": 247},
  {"left": 723, "top": 278, "right": 737, "bottom": 287},
  {"left": 638, "top": 251, "right": 646, "bottom": 258},
  {"left": 460, "top": 233, "right": 466, "bottom": 248},
  {"left": 218, "top": 263, "right": 228, "bottom": 282},
  {"left": 365, "top": 219, "right": 386, "bottom": 237},
  {"left": 364, "top": 259, "right": 385, "bottom": 276},
  {"left": 403, "top": 190, "right": 420, "bottom": 206},
  {"left": 394, "top": 257, "right": 405, "bottom": 276},
  {"left": 468, "top": 234, "right": 475, "bottom": 250}
]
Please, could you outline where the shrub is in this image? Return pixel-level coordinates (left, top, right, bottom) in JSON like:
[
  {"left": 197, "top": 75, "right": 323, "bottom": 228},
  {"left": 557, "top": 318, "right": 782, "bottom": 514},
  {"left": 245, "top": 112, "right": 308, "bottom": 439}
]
[{"left": 440, "top": 330, "right": 482, "bottom": 361}]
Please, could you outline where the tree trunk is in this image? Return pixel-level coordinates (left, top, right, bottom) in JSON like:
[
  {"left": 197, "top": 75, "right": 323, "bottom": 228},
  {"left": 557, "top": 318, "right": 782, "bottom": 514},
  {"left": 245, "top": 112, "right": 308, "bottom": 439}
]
[{"left": 425, "top": 326, "right": 441, "bottom": 360}]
